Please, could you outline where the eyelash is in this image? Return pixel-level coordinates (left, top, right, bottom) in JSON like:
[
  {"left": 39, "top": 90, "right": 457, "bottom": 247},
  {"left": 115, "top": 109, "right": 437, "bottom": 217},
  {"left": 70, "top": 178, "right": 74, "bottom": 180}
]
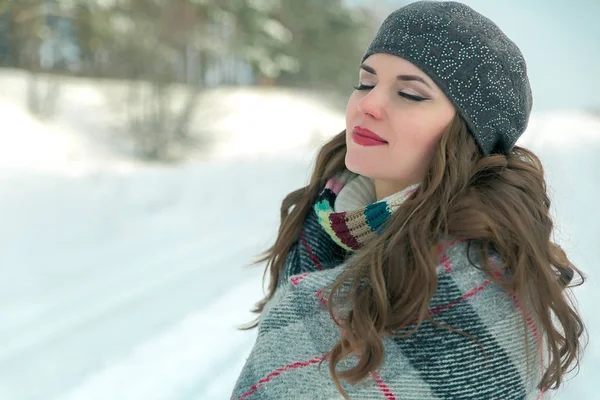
[{"left": 352, "top": 83, "right": 427, "bottom": 102}]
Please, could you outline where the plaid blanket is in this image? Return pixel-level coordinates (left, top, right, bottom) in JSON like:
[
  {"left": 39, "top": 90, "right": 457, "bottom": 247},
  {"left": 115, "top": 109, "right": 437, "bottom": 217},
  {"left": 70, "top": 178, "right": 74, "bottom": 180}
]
[{"left": 231, "top": 239, "right": 544, "bottom": 400}]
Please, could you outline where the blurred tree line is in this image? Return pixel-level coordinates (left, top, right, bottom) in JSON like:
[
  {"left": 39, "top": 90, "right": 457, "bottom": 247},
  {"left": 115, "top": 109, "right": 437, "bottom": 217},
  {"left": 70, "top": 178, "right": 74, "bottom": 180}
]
[
  {"left": 0, "top": 0, "right": 378, "bottom": 90},
  {"left": 0, "top": 0, "right": 379, "bottom": 160}
]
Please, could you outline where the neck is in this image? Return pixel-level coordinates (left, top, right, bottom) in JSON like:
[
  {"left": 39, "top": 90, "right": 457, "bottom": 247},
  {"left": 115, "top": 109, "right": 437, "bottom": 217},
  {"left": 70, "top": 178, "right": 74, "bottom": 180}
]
[{"left": 374, "top": 179, "right": 413, "bottom": 201}]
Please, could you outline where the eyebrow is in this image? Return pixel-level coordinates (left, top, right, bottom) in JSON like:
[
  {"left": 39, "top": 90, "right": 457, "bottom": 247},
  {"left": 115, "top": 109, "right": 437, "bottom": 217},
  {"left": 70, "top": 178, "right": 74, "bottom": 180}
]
[{"left": 360, "top": 63, "right": 432, "bottom": 89}]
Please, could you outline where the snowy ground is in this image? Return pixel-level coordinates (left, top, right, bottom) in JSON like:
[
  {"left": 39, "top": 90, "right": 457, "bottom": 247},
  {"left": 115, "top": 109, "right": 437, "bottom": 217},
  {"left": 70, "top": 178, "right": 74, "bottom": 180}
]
[{"left": 0, "top": 71, "right": 598, "bottom": 399}]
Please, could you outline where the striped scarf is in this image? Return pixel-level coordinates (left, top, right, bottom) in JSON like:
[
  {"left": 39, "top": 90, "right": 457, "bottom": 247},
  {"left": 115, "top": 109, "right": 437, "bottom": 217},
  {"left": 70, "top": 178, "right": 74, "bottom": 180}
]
[
  {"left": 314, "top": 169, "right": 419, "bottom": 251},
  {"left": 282, "top": 169, "right": 418, "bottom": 282}
]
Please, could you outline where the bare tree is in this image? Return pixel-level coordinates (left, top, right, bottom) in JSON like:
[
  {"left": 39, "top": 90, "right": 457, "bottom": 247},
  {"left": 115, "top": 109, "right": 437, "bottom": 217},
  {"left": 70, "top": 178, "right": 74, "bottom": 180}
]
[
  {"left": 2, "top": 0, "right": 63, "bottom": 118},
  {"left": 102, "top": 0, "right": 215, "bottom": 161}
]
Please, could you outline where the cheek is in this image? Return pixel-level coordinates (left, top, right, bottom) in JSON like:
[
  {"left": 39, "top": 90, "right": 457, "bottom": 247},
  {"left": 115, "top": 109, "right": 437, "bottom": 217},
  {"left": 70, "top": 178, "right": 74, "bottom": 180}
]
[
  {"left": 391, "top": 117, "right": 438, "bottom": 148},
  {"left": 389, "top": 116, "right": 445, "bottom": 164},
  {"left": 345, "top": 94, "right": 359, "bottom": 126}
]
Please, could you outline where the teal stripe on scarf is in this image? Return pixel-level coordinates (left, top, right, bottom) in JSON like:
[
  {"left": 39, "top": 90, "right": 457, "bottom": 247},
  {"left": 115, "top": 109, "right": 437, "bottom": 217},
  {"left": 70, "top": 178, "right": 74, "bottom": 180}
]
[{"left": 364, "top": 202, "right": 393, "bottom": 235}]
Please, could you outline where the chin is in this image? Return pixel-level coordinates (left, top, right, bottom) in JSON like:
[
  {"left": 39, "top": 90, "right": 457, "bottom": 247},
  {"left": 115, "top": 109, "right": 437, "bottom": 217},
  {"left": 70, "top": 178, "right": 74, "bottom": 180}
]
[{"left": 344, "top": 152, "right": 376, "bottom": 179}]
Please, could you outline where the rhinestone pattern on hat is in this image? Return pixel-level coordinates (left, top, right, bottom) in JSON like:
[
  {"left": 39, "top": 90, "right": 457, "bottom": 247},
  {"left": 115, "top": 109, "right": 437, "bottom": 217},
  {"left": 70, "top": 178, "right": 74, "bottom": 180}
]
[{"left": 362, "top": 1, "right": 533, "bottom": 155}]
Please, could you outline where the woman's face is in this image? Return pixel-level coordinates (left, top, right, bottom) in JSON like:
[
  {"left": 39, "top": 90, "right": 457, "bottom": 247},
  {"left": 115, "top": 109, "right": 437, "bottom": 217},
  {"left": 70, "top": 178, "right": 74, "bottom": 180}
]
[{"left": 345, "top": 53, "right": 455, "bottom": 200}]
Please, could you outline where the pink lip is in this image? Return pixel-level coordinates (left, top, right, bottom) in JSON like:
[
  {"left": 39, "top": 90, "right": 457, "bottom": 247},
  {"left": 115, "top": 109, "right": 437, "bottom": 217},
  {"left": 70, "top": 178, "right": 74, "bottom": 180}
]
[{"left": 352, "top": 126, "right": 388, "bottom": 147}]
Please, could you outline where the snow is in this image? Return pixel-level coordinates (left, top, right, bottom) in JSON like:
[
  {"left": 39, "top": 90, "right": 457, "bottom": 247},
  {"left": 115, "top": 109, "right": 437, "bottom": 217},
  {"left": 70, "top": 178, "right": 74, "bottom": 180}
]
[{"left": 0, "top": 70, "right": 598, "bottom": 399}]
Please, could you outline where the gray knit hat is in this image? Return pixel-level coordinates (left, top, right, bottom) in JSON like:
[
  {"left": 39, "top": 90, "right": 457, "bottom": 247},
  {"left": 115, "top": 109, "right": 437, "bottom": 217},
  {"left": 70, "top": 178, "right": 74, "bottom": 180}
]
[{"left": 362, "top": 1, "right": 533, "bottom": 156}]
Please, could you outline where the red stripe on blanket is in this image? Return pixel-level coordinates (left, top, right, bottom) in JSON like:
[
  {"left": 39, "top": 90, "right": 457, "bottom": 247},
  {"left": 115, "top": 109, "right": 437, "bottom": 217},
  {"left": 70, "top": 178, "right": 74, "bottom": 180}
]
[
  {"left": 315, "top": 289, "right": 328, "bottom": 306},
  {"left": 236, "top": 355, "right": 327, "bottom": 400},
  {"left": 371, "top": 371, "right": 398, "bottom": 400},
  {"left": 508, "top": 290, "right": 545, "bottom": 399},
  {"left": 290, "top": 272, "right": 310, "bottom": 286},
  {"left": 300, "top": 231, "right": 323, "bottom": 270},
  {"left": 437, "top": 240, "right": 459, "bottom": 273},
  {"left": 438, "top": 239, "right": 464, "bottom": 274},
  {"left": 487, "top": 258, "right": 545, "bottom": 400},
  {"left": 428, "top": 279, "right": 493, "bottom": 316},
  {"left": 400, "top": 247, "right": 495, "bottom": 327}
]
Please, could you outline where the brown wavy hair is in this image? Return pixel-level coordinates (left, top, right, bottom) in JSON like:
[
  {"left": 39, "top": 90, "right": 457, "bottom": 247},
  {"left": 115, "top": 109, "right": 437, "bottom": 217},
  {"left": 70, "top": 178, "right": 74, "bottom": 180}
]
[{"left": 241, "top": 113, "right": 587, "bottom": 398}]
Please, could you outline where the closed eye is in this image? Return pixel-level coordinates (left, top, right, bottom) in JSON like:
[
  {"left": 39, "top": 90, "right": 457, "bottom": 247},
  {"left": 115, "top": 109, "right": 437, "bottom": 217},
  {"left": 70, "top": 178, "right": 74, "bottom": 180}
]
[
  {"left": 353, "top": 84, "right": 428, "bottom": 102},
  {"left": 353, "top": 83, "right": 374, "bottom": 91},
  {"left": 398, "top": 92, "right": 427, "bottom": 102}
]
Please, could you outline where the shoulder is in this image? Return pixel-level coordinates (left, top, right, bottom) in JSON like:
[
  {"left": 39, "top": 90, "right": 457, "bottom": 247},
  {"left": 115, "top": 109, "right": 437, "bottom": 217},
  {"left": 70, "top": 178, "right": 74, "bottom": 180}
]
[
  {"left": 433, "top": 238, "right": 517, "bottom": 324},
  {"left": 436, "top": 237, "right": 507, "bottom": 294},
  {"left": 382, "top": 238, "right": 543, "bottom": 398}
]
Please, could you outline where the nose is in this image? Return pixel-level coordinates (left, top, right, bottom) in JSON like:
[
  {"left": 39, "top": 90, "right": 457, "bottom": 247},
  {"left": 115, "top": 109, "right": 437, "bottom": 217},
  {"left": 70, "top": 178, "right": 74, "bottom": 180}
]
[{"left": 357, "top": 87, "right": 386, "bottom": 120}]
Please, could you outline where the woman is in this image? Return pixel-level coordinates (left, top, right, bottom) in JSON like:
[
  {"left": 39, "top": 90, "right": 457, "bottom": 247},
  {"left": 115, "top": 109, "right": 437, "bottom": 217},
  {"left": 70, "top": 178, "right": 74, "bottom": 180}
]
[{"left": 232, "top": 1, "right": 586, "bottom": 399}]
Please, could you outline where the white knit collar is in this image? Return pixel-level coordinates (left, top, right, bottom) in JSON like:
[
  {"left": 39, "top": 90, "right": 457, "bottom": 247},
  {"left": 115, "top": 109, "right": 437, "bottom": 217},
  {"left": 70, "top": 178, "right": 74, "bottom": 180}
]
[
  {"left": 334, "top": 174, "right": 375, "bottom": 212},
  {"left": 334, "top": 173, "right": 420, "bottom": 212}
]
